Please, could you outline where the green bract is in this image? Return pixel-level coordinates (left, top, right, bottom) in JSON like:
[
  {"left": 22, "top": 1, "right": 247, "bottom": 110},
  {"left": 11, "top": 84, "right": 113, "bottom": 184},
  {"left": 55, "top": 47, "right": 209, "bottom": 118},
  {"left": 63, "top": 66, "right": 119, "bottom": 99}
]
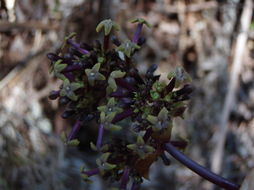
[
  {"left": 85, "top": 63, "right": 106, "bottom": 86},
  {"left": 107, "top": 71, "right": 126, "bottom": 92},
  {"left": 96, "top": 153, "right": 116, "bottom": 171},
  {"left": 98, "top": 98, "right": 123, "bottom": 115},
  {"left": 100, "top": 112, "right": 121, "bottom": 131},
  {"left": 116, "top": 40, "right": 140, "bottom": 57},
  {"left": 60, "top": 79, "right": 83, "bottom": 101},
  {"left": 127, "top": 136, "right": 155, "bottom": 159},
  {"left": 147, "top": 107, "right": 171, "bottom": 132},
  {"left": 51, "top": 60, "right": 67, "bottom": 80},
  {"left": 130, "top": 18, "right": 151, "bottom": 28},
  {"left": 96, "top": 19, "right": 120, "bottom": 36}
]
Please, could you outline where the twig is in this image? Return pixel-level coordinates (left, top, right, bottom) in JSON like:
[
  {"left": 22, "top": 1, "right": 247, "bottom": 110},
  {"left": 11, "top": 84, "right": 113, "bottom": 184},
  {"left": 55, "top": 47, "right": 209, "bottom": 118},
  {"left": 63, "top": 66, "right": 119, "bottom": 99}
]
[
  {"left": 211, "top": 0, "right": 253, "bottom": 174},
  {"left": 0, "top": 50, "right": 45, "bottom": 91},
  {"left": 0, "top": 21, "right": 59, "bottom": 32}
]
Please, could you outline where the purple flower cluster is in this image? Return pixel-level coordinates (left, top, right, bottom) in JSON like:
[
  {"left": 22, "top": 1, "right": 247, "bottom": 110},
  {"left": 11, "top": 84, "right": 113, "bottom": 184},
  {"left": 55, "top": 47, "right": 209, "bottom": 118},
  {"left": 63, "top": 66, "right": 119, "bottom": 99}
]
[{"left": 47, "top": 19, "right": 240, "bottom": 190}]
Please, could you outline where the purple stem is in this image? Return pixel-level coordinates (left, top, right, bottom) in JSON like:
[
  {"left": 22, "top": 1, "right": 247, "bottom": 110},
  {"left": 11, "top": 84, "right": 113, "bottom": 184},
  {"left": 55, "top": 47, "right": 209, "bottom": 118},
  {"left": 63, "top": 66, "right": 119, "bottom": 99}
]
[
  {"left": 112, "top": 109, "right": 134, "bottom": 124},
  {"left": 164, "top": 143, "right": 240, "bottom": 190},
  {"left": 120, "top": 167, "right": 130, "bottom": 189},
  {"left": 96, "top": 124, "right": 104, "bottom": 149},
  {"left": 67, "top": 39, "right": 89, "bottom": 55},
  {"left": 83, "top": 168, "right": 100, "bottom": 177},
  {"left": 67, "top": 120, "right": 81, "bottom": 142},
  {"left": 133, "top": 23, "right": 143, "bottom": 43}
]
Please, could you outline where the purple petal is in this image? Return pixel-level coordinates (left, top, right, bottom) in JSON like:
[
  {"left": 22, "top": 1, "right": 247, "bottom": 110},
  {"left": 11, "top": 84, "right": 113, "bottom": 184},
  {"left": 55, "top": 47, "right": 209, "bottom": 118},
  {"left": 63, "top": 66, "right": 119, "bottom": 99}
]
[
  {"left": 67, "top": 39, "right": 89, "bottom": 55},
  {"left": 83, "top": 168, "right": 100, "bottom": 177}
]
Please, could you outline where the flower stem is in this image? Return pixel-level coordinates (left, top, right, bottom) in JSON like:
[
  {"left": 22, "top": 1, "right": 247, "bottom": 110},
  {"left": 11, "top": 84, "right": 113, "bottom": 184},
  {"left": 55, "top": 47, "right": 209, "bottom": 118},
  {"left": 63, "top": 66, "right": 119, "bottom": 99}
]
[
  {"left": 120, "top": 167, "right": 130, "bottom": 189},
  {"left": 133, "top": 23, "right": 143, "bottom": 43},
  {"left": 67, "top": 120, "right": 81, "bottom": 142},
  {"left": 104, "top": 35, "right": 110, "bottom": 50},
  {"left": 96, "top": 124, "right": 104, "bottom": 149},
  {"left": 164, "top": 143, "right": 240, "bottom": 190}
]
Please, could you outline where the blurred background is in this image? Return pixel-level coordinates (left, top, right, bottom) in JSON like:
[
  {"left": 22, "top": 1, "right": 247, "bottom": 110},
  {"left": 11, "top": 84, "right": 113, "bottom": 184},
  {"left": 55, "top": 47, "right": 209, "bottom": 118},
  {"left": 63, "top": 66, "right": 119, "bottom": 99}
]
[{"left": 0, "top": 0, "right": 253, "bottom": 190}]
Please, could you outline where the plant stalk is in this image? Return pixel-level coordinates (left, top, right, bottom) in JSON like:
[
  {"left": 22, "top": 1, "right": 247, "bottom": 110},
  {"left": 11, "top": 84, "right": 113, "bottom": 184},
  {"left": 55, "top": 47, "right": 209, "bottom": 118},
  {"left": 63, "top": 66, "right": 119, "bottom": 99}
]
[{"left": 164, "top": 143, "right": 240, "bottom": 190}]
